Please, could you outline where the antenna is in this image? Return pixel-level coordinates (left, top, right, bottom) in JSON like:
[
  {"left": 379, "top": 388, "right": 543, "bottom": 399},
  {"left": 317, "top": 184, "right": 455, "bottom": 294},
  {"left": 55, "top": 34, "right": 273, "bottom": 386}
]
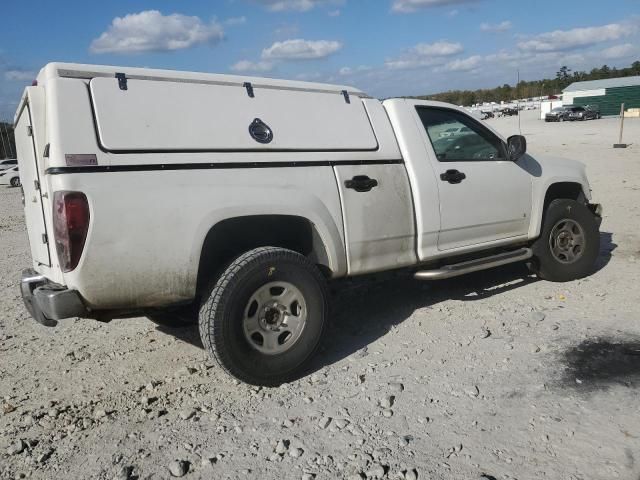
[{"left": 517, "top": 69, "right": 522, "bottom": 135}]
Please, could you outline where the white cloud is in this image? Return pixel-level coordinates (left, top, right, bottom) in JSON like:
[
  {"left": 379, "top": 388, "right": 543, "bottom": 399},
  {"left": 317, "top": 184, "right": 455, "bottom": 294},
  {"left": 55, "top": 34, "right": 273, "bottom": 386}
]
[
  {"left": 480, "top": 20, "right": 512, "bottom": 33},
  {"left": 90, "top": 10, "right": 224, "bottom": 54},
  {"left": 274, "top": 24, "right": 300, "bottom": 37},
  {"left": 225, "top": 16, "right": 247, "bottom": 26},
  {"left": 517, "top": 22, "right": 637, "bottom": 52},
  {"left": 601, "top": 43, "right": 637, "bottom": 59},
  {"left": 338, "top": 65, "right": 372, "bottom": 75},
  {"left": 230, "top": 60, "right": 274, "bottom": 72},
  {"left": 328, "top": 9, "right": 341, "bottom": 16},
  {"left": 295, "top": 72, "right": 324, "bottom": 81},
  {"left": 412, "top": 41, "right": 463, "bottom": 56},
  {"left": 385, "top": 41, "right": 463, "bottom": 69},
  {"left": 252, "top": 0, "right": 342, "bottom": 12},
  {"left": 443, "top": 55, "right": 482, "bottom": 71},
  {"left": 4, "top": 70, "right": 36, "bottom": 81},
  {"left": 262, "top": 39, "right": 342, "bottom": 60},
  {"left": 392, "top": 0, "right": 480, "bottom": 13}
]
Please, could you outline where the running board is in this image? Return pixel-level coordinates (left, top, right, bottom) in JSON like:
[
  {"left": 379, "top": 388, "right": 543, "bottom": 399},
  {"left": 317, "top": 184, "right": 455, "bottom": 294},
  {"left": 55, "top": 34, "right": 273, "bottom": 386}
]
[{"left": 414, "top": 248, "right": 533, "bottom": 280}]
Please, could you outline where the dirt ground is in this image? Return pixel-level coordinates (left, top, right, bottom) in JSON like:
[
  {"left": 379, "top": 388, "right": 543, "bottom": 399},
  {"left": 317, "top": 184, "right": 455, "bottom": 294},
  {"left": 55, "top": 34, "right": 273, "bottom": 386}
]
[{"left": 1, "top": 111, "right": 639, "bottom": 480}]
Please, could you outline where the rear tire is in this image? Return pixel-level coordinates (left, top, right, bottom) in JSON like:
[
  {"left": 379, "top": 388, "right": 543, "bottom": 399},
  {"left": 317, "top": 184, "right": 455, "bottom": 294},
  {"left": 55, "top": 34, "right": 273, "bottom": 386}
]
[
  {"left": 530, "top": 199, "right": 600, "bottom": 282},
  {"left": 10, "top": 177, "right": 20, "bottom": 187},
  {"left": 199, "top": 247, "right": 328, "bottom": 386}
]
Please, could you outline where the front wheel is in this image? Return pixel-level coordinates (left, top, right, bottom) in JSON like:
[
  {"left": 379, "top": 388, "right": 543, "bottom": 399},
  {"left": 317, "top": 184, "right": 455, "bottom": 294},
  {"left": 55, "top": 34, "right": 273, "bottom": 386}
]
[
  {"left": 199, "top": 247, "right": 328, "bottom": 386},
  {"left": 530, "top": 199, "right": 600, "bottom": 282},
  {"left": 10, "top": 177, "right": 21, "bottom": 187}
]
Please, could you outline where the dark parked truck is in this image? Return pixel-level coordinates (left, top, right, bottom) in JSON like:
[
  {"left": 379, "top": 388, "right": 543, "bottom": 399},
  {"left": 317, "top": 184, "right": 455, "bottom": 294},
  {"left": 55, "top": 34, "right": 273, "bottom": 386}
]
[{"left": 17, "top": 63, "right": 602, "bottom": 385}]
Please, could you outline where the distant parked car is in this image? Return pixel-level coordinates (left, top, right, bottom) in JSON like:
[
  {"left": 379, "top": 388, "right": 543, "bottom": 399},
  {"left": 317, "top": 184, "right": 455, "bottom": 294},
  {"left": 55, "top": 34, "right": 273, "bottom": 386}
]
[
  {"left": 501, "top": 107, "right": 518, "bottom": 117},
  {"left": 545, "top": 106, "right": 572, "bottom": 122},
  {"left": 568, "top": 106, "right": 601, "bottom": 121},
  {"left": 0, "top": 158, "right": 17, "bottom": 171},
  {"left": 481, "top": 111, "right": 494, "bottom": 120},
  {"left": 439, "top": 126, "right": 472, "bottom": 138},
  {"left": 0, "top": 166, "right": 20, "bottom": 187}
]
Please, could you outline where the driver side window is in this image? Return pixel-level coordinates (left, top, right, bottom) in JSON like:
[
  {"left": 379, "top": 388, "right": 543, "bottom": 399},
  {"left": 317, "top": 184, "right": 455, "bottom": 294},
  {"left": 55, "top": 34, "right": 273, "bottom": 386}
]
[{"left": 417, "top": 107, "right": 506, "bottom": 162}]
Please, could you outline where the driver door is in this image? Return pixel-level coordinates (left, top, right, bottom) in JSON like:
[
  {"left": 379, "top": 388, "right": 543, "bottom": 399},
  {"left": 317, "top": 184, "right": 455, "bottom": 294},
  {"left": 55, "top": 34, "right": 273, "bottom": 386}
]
[{"left": 415, "top": 106, "right": 532, "bottom": 251}]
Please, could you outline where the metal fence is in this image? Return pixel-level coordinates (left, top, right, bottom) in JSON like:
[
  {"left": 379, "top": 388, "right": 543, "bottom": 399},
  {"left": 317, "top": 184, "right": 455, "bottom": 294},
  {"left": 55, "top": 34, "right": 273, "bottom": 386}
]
[{"left": 0, "top": 120, "right": 16, "bottom": 160}]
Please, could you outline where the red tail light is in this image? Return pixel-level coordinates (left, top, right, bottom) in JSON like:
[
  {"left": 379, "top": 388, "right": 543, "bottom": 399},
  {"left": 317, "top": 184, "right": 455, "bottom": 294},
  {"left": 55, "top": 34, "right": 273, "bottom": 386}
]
[{"left": 53, "top": 191, "right": 90, "bottom": 272}]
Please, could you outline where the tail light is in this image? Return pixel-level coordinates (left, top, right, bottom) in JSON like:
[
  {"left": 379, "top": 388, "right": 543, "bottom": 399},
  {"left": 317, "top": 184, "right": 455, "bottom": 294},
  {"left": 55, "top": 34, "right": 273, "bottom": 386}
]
[{"left": 53, "top": 191, "right": 90, "bottom": 272}]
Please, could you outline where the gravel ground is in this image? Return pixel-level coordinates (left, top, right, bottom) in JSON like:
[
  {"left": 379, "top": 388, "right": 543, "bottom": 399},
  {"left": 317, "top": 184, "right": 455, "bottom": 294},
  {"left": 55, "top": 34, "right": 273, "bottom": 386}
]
[{"left": 1, "top": 111, "right": 639, "bottom": 480}]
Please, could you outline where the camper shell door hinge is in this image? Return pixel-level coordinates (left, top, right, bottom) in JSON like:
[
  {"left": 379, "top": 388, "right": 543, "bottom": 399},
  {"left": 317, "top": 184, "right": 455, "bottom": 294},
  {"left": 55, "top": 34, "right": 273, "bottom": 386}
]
[
  {"left": 243, "top": 82, "right": 255, "bottom": 98},
  {"left": 115, "top": 73, "right": 128, "bottom": 91}
]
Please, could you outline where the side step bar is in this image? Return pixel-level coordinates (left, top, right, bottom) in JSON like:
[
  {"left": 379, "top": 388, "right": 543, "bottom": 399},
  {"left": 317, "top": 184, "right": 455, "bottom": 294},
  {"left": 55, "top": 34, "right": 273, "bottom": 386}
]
[{"left": 414, "top": 248, "right": 533, "bottom": 281}]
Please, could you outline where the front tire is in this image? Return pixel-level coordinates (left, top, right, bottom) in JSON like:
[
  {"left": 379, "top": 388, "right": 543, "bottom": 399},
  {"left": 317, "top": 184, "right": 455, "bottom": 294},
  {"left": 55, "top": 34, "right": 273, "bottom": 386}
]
[
  {"left": 199, "top": 247, "right": 328, "bottom": 386},
  {"left": 530, "top": 199, "right": 600, "bottom": 282},
  {"left": 10, "top": 177, "right": 20, "bottom": 187}
]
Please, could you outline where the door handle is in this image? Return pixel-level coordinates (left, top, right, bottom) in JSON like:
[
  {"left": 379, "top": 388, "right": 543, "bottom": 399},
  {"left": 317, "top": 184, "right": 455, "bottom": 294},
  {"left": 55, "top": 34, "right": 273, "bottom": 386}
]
[
  {"left": 345, "top": 175, "right": 379, "bottom": 192},
  {"left": 440, "top": 169, "right": 466, "bottom": 184}
]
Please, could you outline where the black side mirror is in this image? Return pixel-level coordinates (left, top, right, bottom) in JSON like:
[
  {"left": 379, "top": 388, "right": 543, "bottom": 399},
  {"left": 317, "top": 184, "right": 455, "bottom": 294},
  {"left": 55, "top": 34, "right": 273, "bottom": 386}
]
[{"left": 507, "top": 135, "right": 527, "bottom": 161}]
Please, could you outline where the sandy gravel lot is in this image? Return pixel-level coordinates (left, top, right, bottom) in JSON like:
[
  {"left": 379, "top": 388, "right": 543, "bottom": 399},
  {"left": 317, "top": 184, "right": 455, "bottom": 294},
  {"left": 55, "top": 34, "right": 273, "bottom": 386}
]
[{"left": 1, "top": 111, "right": 639, "bottom": 480}]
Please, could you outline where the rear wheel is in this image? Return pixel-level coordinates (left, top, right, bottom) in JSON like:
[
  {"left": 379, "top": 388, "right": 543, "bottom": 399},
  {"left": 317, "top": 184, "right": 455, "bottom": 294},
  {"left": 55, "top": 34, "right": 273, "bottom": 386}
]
[
  {"left": 530, "top": 199, "right": 600, "bottom": 282},
  {"left": 10, "top": 177, "right": 20, "bottom": 187},
  {"left": 199, "top": 247, "right": 328, "bottom": 386}
]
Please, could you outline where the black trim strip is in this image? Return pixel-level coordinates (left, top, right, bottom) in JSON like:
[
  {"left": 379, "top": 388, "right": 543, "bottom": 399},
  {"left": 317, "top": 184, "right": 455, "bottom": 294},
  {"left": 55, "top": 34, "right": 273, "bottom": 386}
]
[{"left": 46, "top": 159, "right": 403, "bottom": 175}]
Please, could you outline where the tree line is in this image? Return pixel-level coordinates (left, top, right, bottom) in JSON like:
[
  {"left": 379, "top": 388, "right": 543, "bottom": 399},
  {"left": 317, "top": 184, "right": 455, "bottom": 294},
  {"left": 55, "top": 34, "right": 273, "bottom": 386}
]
[
  {"left": 414, "top": 60, "right": 640, "bottom": 107},
  {"left": 0, "top": 123, "right": 16, "bottom": 160}
]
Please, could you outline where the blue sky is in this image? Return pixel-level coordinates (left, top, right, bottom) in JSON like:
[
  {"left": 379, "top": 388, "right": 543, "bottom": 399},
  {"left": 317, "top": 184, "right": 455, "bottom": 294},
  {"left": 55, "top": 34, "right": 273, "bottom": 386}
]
[{"left": 1, "top": 0, "right": 639, "bottom": 119}]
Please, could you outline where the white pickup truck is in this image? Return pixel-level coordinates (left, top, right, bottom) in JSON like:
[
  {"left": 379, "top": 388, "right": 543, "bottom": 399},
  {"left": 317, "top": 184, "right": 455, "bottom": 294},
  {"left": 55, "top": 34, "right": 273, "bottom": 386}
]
[{"left": 16, "top": 63, "right": 602, "bottom": 386}]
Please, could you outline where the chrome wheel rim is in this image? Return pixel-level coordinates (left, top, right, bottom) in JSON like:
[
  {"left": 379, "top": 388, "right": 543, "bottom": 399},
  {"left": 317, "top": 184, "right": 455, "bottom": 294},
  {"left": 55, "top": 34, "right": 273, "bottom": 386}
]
[
  {"left": 549, "top": 219, "right": 585, "bottom": 264},
  {"left": 243, "top": 281, "right": 307, "bottom": 355}
]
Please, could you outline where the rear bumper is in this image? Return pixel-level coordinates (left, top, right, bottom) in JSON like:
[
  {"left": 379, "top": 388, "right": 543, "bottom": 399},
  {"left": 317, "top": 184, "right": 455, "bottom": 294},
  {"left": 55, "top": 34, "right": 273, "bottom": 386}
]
[{"left": 20, "top": 269, "right": 88, "bottom": 327}]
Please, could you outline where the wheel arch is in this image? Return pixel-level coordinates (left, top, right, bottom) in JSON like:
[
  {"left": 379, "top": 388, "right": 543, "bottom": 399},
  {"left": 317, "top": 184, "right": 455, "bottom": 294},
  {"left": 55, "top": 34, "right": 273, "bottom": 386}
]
[
  {"left": 195, "top": 214, "right": 339, "bottom": 298},
  {"left": 530, "top": 181, "right": 590, "bottom": 238}
]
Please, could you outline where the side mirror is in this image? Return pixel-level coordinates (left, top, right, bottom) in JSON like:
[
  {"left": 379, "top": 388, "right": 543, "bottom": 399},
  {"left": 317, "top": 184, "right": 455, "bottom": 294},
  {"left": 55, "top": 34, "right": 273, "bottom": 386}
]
[{"left": 507, "top": 135, "right": 527, "bottom": 161}]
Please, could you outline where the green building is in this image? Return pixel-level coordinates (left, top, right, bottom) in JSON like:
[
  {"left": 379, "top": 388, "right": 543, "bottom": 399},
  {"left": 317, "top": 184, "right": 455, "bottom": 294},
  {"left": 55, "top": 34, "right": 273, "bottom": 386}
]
[{"left": 563, "top": 76, "right": 640, "bottom": 116}]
